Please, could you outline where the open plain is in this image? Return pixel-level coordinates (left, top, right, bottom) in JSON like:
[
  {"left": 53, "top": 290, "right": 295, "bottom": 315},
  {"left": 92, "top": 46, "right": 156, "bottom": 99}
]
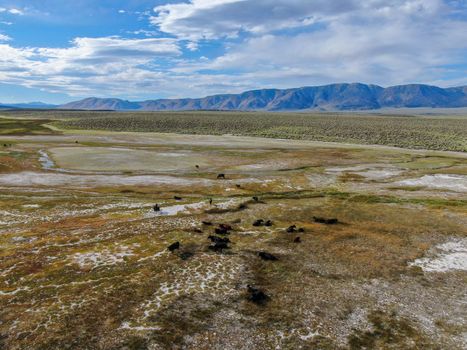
[{"left": 0, "top": 113, "right": 466, "bottom": 349}]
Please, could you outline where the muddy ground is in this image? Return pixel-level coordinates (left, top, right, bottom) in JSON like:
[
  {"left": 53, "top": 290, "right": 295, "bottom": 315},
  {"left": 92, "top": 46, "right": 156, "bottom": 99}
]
[{"left": 0, "top": 131, "right": 466, "bottom": 349}]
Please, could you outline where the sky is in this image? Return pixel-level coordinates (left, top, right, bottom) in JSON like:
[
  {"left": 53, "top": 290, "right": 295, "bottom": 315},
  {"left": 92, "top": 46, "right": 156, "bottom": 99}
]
[{"left": 0, "top": 0, "right": 466, "bottom": 104}]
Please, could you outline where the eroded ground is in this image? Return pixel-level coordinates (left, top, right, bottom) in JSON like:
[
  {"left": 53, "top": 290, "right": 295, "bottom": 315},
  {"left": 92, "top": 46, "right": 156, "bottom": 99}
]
[{"left": 0, "top": 130, "right": 466, "bottom": 349}]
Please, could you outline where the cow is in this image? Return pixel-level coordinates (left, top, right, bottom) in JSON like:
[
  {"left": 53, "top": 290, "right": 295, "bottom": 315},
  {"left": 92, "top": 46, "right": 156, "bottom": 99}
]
[
  {"left": 258, "top": 252, "right": 278, "bottom": 261},
  {"left": 202, "top": 221, "right": 213, "bottom": 226},
  {"left": 252, "top": 196, "right": 259, "bottom": 202},
  {"left": 153, "top": 204, "right": 161, "bottom": 212},
  {"left": 265, "top": 220, "right": 273, "bottom": 227},
  {"left": 219, "top": 223, "right": 233, "bottom": 231},
  {"left": 238, "top": 203, "right": 248, "bottom": 210},
  {"left": 298, "top": 227, "right": 305, "bottom": 232},
  {"left": 215, "top": 227, "right": 229, "bottom": 235},
  {"left": 167, "top": 242, "right": 180, "bottom": 252},
  {"left": 208, "top": 241, "right": 229, "bottom": 252},
  {"left": 286, "top": 225, "right": 297, "bottom": 233},
  {"left": 247, "top": 285, "right": 269, "bottom": 305},
  {"left": 294, "top": 237, "right": 301, "bottom": 243},
  {"left": 217, "top": 174, "right": 226, "bottom": 179},
  {"left": 208, "top": 235, "right": 230, "bottom": 243},
  {"left": 253, "top": 219, "right": 264, "bottom": 227},
  {"left": 174, "top": 196, "right": 182, "bottom": 201},
  {"left": 313, "top": 216, "right": 338, "bottom": 225}
]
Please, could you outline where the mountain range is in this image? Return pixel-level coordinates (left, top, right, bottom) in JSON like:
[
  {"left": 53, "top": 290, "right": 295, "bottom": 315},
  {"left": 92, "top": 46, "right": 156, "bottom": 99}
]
[{"left": 3, "top": 83, "right": 467, "bottom": 111}]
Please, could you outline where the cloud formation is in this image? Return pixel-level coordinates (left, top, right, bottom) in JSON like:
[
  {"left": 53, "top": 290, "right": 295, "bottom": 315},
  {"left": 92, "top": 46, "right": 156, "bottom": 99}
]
[{"left": 1, "top": 0, "right": 467, "bottom": 100}]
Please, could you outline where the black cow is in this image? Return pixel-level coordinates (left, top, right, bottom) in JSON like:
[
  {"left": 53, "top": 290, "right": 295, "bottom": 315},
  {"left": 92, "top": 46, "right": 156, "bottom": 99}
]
[
  {"left": 202, "top": 221, "right": 213, "bottom": 226},
  {"left": 217, "top": 174, "right": 226, "bottom": 179},
  {"left": 167, "top": 241, "right": 180, "bottom": 252},
  {"left": 174, "top": 196, "right": 182, "bottom": 200},
  {"left": 215, "top": 227, "right": 229, "bottom": 235},
  {"left": 247, "top": 285, "right": 269, "bottom": 305},
  {"left": 313, "top": 216, "right": 338, "bottom": 225},
  {"left": 294, "top": 237, "right": 301, "bottom": 243},
  {"left": 258, "top": 252, "right": 278, "bottom": 261},
  {"left": 286, "top": 225, "right": 297, "bottom": 233},
  {"left": 298, "top": 227, "right": 305, "bottom": 232},
  {"left": 252, "top": 196, "right": 259, "bottom": 202},
  {"left": 208, "top": 241, "right": 229, "bottom": 252},
  {"left": 253, "top": 219, "right": 264, "bottom": 227},
  {"left": 265, "top": 220, "right": 273, "bottom": 227},
  {"left": 208, "top": 235, "right": 230, "bottom": 243},
  {"left": 153, "top": 204, "right": 161, "bottom": 212},
  {"left": 219, "top": 223, "right": 233, "bottom": 231}
]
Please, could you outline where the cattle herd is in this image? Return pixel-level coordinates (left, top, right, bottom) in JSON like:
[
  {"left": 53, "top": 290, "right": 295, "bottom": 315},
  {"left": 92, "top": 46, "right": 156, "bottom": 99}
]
[{"left": 154, "top": 186, "right": 340, "bottom": 305}]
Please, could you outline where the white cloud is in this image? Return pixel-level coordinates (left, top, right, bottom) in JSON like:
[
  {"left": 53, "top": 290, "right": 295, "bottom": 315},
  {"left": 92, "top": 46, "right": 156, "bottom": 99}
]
[
  {"left": 0, "top": 37, "right": 182, "bottom": 96},
  {"left": 8, "top": 8, "right": 23, "bottom": 15},
  {"left": 0, "top": 33, "right": 11, "bottom": 41},
  {"left": 154, "top": 0, "right": 467, "bottom": 88},
  {"left": 0, "top": 8, "right": 24, "bottom": 15},
  {"left": 0, "top": 1, "right": 467, "bottom": 99}
]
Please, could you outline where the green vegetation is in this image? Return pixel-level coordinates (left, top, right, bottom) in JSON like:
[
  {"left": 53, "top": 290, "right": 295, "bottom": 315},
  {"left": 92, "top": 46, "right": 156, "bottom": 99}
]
[
  {"left": 0, "top": 117, "right": 57, "bottom": 135},
  {"left": 48, "top": 111, "right": 467, "bottom": 151}
]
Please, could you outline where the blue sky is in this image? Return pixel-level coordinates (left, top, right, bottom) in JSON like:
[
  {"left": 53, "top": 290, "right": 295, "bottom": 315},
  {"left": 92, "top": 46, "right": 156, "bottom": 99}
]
[{"left": 0, "top": 0, "right": 466, "bottom": 104}]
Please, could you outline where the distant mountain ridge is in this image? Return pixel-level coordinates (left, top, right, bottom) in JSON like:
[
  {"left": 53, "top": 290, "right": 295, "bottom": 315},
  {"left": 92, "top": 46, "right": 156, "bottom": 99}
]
[
  {"left": 0, "top": 102, "right": 58, "bottom": 109},
  {"left": 37, "top": 83, "right": 467, "bottom": 111}
]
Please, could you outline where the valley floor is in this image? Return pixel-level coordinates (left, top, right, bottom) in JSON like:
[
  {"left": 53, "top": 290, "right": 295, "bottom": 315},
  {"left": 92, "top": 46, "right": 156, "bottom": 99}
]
[{"left": 0, "top": 129, "right": 466, "bottom": 349}]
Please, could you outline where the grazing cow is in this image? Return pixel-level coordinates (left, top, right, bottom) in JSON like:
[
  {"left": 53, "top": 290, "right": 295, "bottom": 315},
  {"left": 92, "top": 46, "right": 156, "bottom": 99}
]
[
  {"left": 247, "top": 285, "right": 269, "bottom": 305},
  {"left": 238, "top": 203, "right": 248, "bottom": 210},
  {"left": 294, "top": 237, "right": 301, "bottom": 243},
  {"left": 167, "top": 241, "right": 180, "bottom": 252},
  {"left": 252, "top": 196, "right": 259, "bottom": 202},
  {"left": 265, "top": 220, "right": 273, "bottom": 227},
  {"left": 153, "top": 204, "right": 161, "bottom": 212},
  {"left": 258, "top": 252, "right": 278, "bottom": 261},
  {"left": 217, "top": 173, "right": 226, "bottom": 179},
  {"left": 236, "top": 184, "right": 241, "bottom": 188},
  {"left": 253, "top": 219, "right": 264, "bottom": 227},
  {"left": 286, "top": 225, "right": 297, "bottom": 233},
  {"left": 219, "top": 223, "right": 233, "bottom": 231},
  {"left": 215, "top": 227, "right": 229, "bottom": 235},
  {"left": 179, "top": 252, "right": 193, "bottom": 260},
  {"left": 195, "top": 165, "right": 200, "bottom": 169},
  {"left": 208, "top": 235, "right": 230, "bottom": 243},
  {"left": 174, "top": 196, "right": 182, "bottom": 200},
  {"left": 202, "top": 221, "right": 213, "bottom": 226},
  {"left": 209, "top": 198, "right": 213, "bottom": 205},
  {"left": 298, "top": 228, "right": 305, "bottom": 232},
  {"left": 313, "top": 216, "right": 338, "bottom": 225},
  {"left": 208, "top": 241, "right": 229, "bottom": 252}
]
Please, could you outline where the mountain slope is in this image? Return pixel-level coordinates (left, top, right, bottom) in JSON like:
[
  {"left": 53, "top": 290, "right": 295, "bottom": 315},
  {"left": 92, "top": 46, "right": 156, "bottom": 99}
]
[{"left": 58, "top": 83, "right": 467, "bottom": 111}]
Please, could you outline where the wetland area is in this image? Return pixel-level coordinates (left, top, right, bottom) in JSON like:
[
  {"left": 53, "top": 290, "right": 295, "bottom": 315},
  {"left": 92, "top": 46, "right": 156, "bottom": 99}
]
[{"left": 0, "top": 112, "right": 466, "bottom": 349}]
